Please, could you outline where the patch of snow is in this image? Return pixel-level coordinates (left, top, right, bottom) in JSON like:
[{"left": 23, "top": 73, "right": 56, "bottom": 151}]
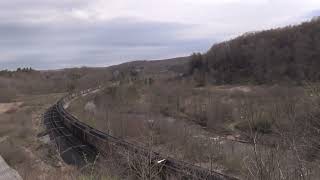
[
  {"left": 84, "top": 101, "right": 96, "bottom": 113},
  {"left": 229, "top": 86, "right": 251, "bottom": 93},
  {"left": 210, "top": 136, "right": 220, "bottom": 142},
  {"left": 157, "top": 159, "right": 166, "bottom": 164},
  {"left": 63, "top": 102, "right": 70, "bottom": 109},
  {"left": 39, "top": 135, "right": 50, "bottom": 144},
  {"left": 147, "top": 119, "right": 154, "bottom": 124}
]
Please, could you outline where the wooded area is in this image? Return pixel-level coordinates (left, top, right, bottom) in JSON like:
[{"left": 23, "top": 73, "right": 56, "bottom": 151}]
[{"left": 189, "top": 18, "right": 320, "bottom": 85}]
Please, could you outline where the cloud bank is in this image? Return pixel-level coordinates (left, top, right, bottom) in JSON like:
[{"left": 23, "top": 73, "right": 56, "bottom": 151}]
[{"left": 0, "top": 0, "right": 319, "bottom": 70}]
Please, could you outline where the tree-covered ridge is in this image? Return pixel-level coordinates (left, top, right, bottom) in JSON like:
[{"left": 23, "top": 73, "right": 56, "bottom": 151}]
[{"left": 190, "top": 17, "right": 320, "bottom": 84}]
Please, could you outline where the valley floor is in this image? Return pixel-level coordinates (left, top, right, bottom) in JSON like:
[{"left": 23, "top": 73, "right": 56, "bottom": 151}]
[{"left": 67, "top": 82, "right": 320, "bottom": 179}]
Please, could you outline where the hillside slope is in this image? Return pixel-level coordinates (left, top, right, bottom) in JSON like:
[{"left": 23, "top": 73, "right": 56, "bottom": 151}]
[{"left": 190, "top": 18, "right": 320, "bottom": 84}]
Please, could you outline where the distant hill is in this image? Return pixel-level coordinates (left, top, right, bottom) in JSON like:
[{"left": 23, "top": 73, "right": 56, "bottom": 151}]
[
  {"left": 0, "top": 56, "right": 191, "bottom": 99},
  {"left": 108, "top": 56, "right": 190, "bottom": 74},
  {"left": 189, "top": 17, "right": 320, "bottom": 84}
]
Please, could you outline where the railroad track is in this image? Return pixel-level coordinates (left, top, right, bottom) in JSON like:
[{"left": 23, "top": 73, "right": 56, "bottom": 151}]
[
  {"left": 44, "top": 87, "right": 239, "bottom": 180},
  {"left": 43, "top": 105, "right": 97, "bottom": 166}
]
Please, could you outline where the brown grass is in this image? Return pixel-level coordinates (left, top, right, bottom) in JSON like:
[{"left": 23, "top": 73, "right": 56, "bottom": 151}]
[{"left": 66, "top": 79, "right": 320, "bottom": 179}]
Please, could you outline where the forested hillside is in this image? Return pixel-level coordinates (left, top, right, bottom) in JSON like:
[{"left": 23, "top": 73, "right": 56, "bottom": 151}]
[{"left": 190, "top": 17, "right": 320, "bottom": 84}]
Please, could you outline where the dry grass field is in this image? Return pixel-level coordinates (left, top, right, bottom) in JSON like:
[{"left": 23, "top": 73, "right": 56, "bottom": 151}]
[
  {"left": 0, "top": 69, "right": 121, "bottom": 179},
  {"left": 67, "top": 67, "right": 320, "bottom": 179}
]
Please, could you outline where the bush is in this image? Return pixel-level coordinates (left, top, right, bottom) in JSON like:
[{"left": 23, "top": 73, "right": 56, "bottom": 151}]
[{"left": 252, "top": 119, "right": 272, "bottom": 134}]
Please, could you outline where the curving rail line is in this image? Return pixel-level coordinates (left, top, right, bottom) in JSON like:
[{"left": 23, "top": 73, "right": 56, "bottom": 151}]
[{"left": 44, "top": 87, "right": 239, "bottom": 180}]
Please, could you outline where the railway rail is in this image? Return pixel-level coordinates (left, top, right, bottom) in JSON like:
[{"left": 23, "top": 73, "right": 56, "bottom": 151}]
[{"left": 44, "top": 87, "right": 239, "bottom": 180}]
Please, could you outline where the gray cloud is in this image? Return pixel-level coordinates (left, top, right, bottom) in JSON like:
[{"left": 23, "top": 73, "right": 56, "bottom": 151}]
[
  {"left": 309, "top": 10, "right": 320, "bottom": 17},
  {"left": 0, "top": 0, "right": 319, "bottom": 70},
  {"left": 0, "top": 18, "right": 214, "bottom": 70}
]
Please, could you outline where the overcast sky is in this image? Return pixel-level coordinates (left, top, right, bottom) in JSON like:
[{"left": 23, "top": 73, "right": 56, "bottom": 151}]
[{"left": 0, "top": 0, "right": 319, "bottom": 70}]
